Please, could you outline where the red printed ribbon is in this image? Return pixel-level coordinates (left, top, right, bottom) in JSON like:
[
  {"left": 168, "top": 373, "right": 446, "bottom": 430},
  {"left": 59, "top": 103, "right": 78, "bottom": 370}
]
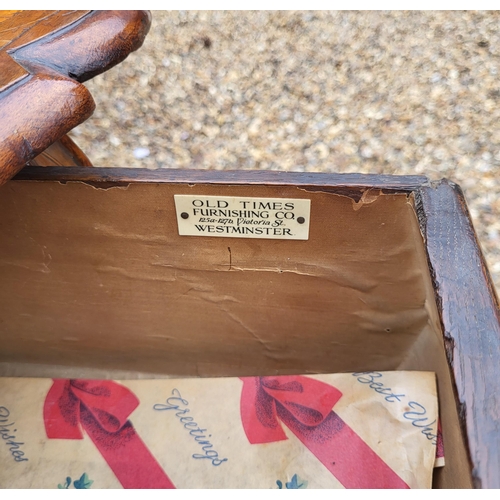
[
  {"left": 240, "top": 376, "right": 410, "bottom": 489},
  {"left": 436, "top": 420, "right": 445, "bottom": 462},
  {"left": 43, "top": 379, "right": 175, "bottom": 489}
]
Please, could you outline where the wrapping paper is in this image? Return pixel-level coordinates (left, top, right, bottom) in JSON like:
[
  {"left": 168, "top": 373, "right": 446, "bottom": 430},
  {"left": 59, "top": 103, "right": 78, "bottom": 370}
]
[{"left": 0, "top": 371, "right": 443, "bottom": 489}]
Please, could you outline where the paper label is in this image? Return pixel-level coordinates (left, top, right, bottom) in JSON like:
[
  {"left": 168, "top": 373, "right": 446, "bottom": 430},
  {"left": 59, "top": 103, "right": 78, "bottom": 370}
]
[{"left": 174, "top": 195, "right": 311, "bottom": 240}]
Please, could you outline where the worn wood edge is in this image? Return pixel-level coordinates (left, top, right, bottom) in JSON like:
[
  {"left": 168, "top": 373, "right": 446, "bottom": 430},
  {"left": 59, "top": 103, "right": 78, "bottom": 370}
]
[
  {"left": 11, "top": 166, "right": 430, "bottom": 190},
  {"left": 416, "top": 179, "right": 500, "bottom": 489},
  {"left": 10, "top": 11, "right": 152, "bottom": 83}
]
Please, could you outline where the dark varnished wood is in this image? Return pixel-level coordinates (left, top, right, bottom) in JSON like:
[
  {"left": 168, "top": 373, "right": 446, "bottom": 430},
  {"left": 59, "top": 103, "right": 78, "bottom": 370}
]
[
  {"left": 13, "top": 167, "right": 429, "bottom": 202},
  {"left": 13, "top": 166, "right": 429, "bottom": 189},
  {"left": 417, "top": 180, "right": 500, "bottom": 489},
  {"left": 0, "top": 11, "right": 151, "bottom": 184},
  {"left": 26, "top": 135, "right": 92, "bottom": 167}
]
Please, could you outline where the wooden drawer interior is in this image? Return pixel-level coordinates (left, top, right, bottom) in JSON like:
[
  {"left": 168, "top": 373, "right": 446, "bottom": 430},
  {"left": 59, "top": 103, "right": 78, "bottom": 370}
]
[{"left": 0, "top": 173, "right": 473, "bottom": 488}]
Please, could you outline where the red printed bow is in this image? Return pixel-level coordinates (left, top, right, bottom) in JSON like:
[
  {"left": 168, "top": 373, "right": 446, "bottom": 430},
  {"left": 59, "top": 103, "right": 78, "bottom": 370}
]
[
  {"left": 240, "top": 376, "right": 409, "bottom": 489},
  {"left": 44, "top": 379, "right": 174, "bottom": 489}
]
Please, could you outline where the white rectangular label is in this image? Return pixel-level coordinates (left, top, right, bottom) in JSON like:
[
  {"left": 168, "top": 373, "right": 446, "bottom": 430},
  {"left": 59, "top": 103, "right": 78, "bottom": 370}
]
[{"left": 174, "top": 195, "right": 310, "bottom": 240}]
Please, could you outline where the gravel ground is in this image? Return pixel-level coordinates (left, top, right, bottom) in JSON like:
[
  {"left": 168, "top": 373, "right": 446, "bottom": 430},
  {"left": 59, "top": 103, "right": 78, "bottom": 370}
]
[{"left": 70, "top": 10, "right": 500, "bottom": 292}]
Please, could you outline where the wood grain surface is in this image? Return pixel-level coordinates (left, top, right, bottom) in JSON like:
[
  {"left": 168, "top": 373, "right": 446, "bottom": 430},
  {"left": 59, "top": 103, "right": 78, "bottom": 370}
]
[
  {"left": 13, "top": 167, "right": 431, "bottom": 202},
  {"left": 0, "top": 10, "right": 151, "bottom": 184},
  {"left": 417, "top": 180, "right": 500, "bottom": 489},
  {"left": 26, "top": 135, "right": 92, "bottom": 167},
  {"left": 13, "top": 166, "right": 429, "bottom": 189}
]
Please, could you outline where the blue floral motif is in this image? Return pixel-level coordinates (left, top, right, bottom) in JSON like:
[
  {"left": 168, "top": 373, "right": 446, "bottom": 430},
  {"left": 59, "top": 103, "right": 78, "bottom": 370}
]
[
  {"left": 276, "top": 474, "right": 308, "bottom": 489},
  {"left": 57, "top": 477, "right": 71, "bottom": 489},
  {"left": 57, "top": 473, "right": 93, "bottom": 489}
]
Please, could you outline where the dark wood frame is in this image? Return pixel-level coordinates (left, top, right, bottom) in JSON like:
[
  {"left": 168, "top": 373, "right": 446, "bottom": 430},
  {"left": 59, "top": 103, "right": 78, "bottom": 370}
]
[
  {"left": 416, "top": 180, "right": 500, "bottom": 489},
  {"left": 10, "top": 167, "right": 500, "bottom": 488}
]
